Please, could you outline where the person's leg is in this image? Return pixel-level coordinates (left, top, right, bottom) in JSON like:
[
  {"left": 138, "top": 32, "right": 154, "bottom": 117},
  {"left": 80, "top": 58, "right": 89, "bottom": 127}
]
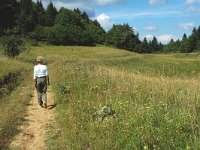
[
  {"left": 42, "top": 92, "right": 47, "bottom": 108},
  {"left": 41, "top": 78, "right": 47, "bottom": 108},
  {"left": 37, "top": 92, "right": 43, "bottom": 107},
  {"left": 36, "top": 78, "right": 44, "bottom": 107}
]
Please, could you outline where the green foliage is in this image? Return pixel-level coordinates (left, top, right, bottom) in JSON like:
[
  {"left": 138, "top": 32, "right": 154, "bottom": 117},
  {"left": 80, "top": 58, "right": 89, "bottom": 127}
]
[
  {"left": 0, "top": 0, "right": 19, "bottom": 31},
  {"left": 29, "top": 25, "right": 50, "bottom": 41},
  {"left": 33, "top": 0, "right": 46, "bottom": 26},
  {"left": 163, "top": 39, "right": 181, "bottom": 53},
  {"left": 46, "top": 8, "right": 99, "bottom": 46},
  {"left": 0, "top": 55, "right": 32, "bottom": 147},
  {"left": 106, "top": 24, "right": 140, "bottom": 51},
  {"left": 55, "top": 8, "right": 83, "bottom": 27},
  {"left": 47, "top": 24, "right": 94, "bottom": 45},
  {"left": 1, "top": 35, "right": 25, "bottom": 57},
  {"left": 137, "top": 37, "right": 149, "bottom": 53},
  {"left": 47, "top": 24, "right": 70, "bottom": 45},
  {"left": 149, "top": 36, "right": 159, "bottom": 52},
  {"left": 45, "top": 2, "right": 57, "bottom": 26},
  {"left": 86, "top": 20, "right": 106, "bottom": 44},
  {"left": 16, "top": 0, "right": 36, "bottom": 33}
]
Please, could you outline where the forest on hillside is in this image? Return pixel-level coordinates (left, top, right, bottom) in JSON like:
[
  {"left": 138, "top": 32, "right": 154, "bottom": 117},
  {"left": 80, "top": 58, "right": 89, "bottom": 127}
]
[{"left": 1, "top": 0, "right": 200, "bottom": 55}]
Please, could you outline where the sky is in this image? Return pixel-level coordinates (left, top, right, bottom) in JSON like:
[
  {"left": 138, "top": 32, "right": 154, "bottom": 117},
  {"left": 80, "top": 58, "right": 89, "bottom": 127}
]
[{"left": 35, "top": 0, "right": 200, "bottom": 44}]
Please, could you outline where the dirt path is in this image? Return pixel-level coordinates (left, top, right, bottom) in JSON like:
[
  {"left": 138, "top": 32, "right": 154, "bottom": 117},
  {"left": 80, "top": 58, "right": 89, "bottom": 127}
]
[{"left": 9, "top": 88, "right": 56, "bottom": 150}]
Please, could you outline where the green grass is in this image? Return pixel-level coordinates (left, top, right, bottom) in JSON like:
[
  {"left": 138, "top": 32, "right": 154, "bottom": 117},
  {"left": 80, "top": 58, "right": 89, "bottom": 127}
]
[
  {"left": 0, "top": 57, "right": 25, "bottom": 79},
  {"left": 26, "top": 45, "right": 199, "bottom": 150},
  {"left": 0, "top": 54, "right": 33, "bottom": 147},
  {"left": 1, "top": 45, "right": 200, "bottom": 149}
]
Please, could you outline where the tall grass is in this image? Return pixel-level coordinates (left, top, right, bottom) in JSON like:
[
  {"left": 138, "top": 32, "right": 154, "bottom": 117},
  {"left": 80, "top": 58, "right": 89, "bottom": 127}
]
[
  {"left": 30, "top": 45, "right": 200, "bottom": 149},
  {"left": 0, "top": 55, "right": 33, "bottom": 147}
]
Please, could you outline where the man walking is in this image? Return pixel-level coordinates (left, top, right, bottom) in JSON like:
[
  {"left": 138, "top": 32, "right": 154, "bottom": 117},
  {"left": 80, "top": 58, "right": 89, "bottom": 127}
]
[{"left": 34, "top": 56, "right": 50, "bottom": 108}]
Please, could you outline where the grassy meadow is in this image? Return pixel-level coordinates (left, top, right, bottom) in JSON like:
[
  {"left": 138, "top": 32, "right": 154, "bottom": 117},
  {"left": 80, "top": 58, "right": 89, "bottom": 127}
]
[
  {"left": 1, "top": 45, "right": 200, "bottom": 149},
  {"left": 20, "top": 45, "right": 200, "bottom": 149}
]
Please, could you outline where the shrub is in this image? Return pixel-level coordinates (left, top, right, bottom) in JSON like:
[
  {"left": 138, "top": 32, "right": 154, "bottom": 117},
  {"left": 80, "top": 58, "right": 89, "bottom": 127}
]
[{"left": 1, "top": 35, "right": 25, "bottom": 57}]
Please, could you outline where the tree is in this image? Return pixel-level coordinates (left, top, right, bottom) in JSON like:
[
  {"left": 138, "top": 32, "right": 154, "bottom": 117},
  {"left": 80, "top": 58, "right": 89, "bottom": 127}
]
[
  {"left": 163, "top": 39, "right": 180, "bottom": 53},
  {"left": 16, "top": 0, "right": 36, "bottom": 34},
  {"left": 55, "top": 8, "right": 82, "bottom": 27},
  {"left": 74, "top": 8, "right": 81, "bottom": 15},
  {"left": 139, "top": 37, "right": 149, "bottom": 53},
  {"left": 180, "top": 33, "right": 190, "bottom": 53},
  {"left": 196, "top": 26, "right": 200, "bottom": 50},
  {"left": 34, "top": 0, "right": 46, "bottom": 26},
  {"left": 81, "top": 11, "right": 89, "bottom": 22},
  {"left": 45, "top": 2, "right": 57, "bottom": 26},
  {"left": 47, "top": 24, "right": 94, "bottom": 46},
  {"left": 86, "top": 20, "right": 106, "bottom": 44},
  {"left": 147, "top": 36, "right": 161, "bottom": 53},
  {"left": 0, "top": 0, "right": 19, "bottom": 34},
  {"left": 106, "top": 24, "right": 140, "bottom": 51}
]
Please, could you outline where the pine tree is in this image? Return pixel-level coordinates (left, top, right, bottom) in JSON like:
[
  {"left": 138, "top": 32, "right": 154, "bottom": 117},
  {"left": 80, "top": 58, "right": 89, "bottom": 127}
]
[
  {"left": 81, "top": 11, "right": 89, "bottom": 22},
  {"left": 195, "top": 26, "right": 200, "bottom": 50},
  {"left": 140, "top": 37, "right": 149, "bottom": 53},
  {"left": 186, "top": 28, "right": 198, "bottom": 52},
  {"left": 180, "top": 33, "right": 190, "bottom": 53},
  {"left": 35, "top": 0, "right": 45, "bottom": 25},
  {"left": 74, "top": 8, "right": 81, "bottom": 15},
  {"left": 46, "top": 2, "right": 57, "bottom": 26},
  {"left": 0, "top": 0, "right": 19, "bottom": 34},
  {"left": 17, "top": 0, "right": 36, "bottom": 33},
  {"left": 149, "top": 36, "right": 160, "bottom": 52}
]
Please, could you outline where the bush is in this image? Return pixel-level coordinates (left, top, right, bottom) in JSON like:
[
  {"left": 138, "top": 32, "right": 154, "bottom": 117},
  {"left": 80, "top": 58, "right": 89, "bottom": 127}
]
[{"left": 1, "top": 35, "right": 25, "bottom": 57}]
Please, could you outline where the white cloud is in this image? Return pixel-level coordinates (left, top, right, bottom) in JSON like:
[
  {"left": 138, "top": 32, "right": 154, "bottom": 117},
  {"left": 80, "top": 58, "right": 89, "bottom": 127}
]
[
  {"left": 110, "top": 10, "right": 182, "bottom": 19},
  {"left": 157, "top": 34, "right": 173, "bottom": 44},
  {"left": 178, "top": 22, "right": 195, "bottom": 30},
  {"left": 96, "top": 0, "right": 126, "bottom": 6},
  {"left": 185, "top": 0, "right": 200, "bottom": 14},
  {"left": 54, "top": 1, "right": 91, "bottom": 11},
  {"left": 186, "top": 0, "right": 200, "bottom": 5},
  {"left": 96, "top": 14, "right": 112, "bottom": 31},
  {"left": 143, "top": 34, "right": 154, "bottom": 41},
  {"left": 142, "top": 34, "right": 174, "bottom": 44},
  {"left": 149, "top": 0, "right": 169, "bottom": 5},
  {"left": 144, "top": 26, "right": 157, "bottom": 32},
  {"left": 132, "top": 26, "right": 138, "bottom": 32}
]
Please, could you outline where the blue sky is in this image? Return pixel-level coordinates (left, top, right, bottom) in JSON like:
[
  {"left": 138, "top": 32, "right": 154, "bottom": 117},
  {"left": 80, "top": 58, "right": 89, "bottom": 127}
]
[{"left": 36, "top": 0, "right": 200, "bottom": 43}]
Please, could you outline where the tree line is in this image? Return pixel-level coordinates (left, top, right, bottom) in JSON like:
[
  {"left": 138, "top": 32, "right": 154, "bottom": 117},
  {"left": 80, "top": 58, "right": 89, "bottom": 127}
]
[
  {"left": 0, "top": 0, "right": 106, "bottom": 46},
  {"left": 0, "top": 0, "right": 200, "bottom": 56}
]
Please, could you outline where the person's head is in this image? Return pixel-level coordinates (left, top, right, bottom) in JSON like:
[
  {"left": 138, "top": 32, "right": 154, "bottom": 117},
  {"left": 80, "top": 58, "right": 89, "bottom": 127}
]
[{"left": 36, "top": 56, "right": 43, "bottom": 64}]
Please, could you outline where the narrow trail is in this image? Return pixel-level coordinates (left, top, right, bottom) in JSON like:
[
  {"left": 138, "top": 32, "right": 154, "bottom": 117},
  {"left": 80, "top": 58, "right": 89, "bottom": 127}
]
[{"left": 9, "top": 88, "right": 56, "bottom": 150}]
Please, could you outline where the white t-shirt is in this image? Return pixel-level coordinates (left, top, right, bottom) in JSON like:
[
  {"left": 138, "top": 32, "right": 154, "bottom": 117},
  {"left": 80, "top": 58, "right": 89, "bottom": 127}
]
[{"left": 34, "top": 64, "right": 48, "bottom": 79}]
